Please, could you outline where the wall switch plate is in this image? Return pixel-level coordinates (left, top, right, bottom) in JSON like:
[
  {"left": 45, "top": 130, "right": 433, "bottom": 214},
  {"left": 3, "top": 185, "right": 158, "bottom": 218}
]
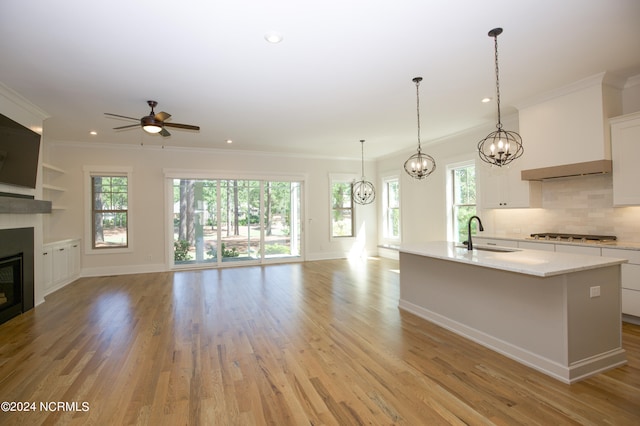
[{"left": 590, "top": 286, "right": 601, "bottom": 298}]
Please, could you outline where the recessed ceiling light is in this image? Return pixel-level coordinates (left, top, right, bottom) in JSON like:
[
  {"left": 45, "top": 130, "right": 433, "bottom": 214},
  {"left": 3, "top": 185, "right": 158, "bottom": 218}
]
[
  {"left": 90, "top": 131, "right": 97, "bottom": 135},
  {"left": 481, "top": 97, "right": 492, "bottom": 103},
  {"left": 226, "top": 139, "right": 233, "bottom": 144},
  {"left": 264, "top": 32, "right": 283, "bottom": 43}
]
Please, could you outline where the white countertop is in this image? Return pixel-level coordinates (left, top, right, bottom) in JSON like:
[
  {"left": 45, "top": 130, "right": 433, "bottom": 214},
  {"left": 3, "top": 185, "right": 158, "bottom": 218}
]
[
  {"left": 400, "top": 241, "right": 627, "bottom": 277},
  {"left": 476, "top": 234, "right": 640, "bottom": 251}
]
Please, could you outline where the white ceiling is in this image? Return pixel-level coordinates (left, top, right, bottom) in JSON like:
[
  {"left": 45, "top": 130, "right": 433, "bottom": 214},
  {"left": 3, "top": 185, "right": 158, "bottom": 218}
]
[{"left": 1, "top": 0, "right": 639, "bottom": 159}]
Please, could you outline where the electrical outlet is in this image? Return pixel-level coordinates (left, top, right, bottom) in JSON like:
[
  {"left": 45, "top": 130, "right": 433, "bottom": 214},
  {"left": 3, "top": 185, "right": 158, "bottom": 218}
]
[{"left": 590, "top": 286, "right": 601, "bottom": 298}]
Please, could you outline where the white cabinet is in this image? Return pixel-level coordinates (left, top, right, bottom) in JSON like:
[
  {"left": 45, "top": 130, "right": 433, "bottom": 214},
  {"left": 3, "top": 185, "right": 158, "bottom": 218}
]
[
  {"left": 518, "top": 241, "right": 555, "bottom": 252},
  {"left": 602, "top": 248, "right": 640, "bottom": 318},
  {"left": 477, "top": 164, "right": 541, "bottom": 209},
  {"left": 610, "top": 112, "right": 640, "bottom": 206},
  {"left": 43, "top": 239, "right": 81, "bottom": 294},
  {"left": 42, "top": 245, "right": 54, "bottom": 290},
  {"left": 555, "top": 245, "right": 601, "bottom": 256},
  {"left": 473, "top": 237, "right": 519, "bottom": 248}
]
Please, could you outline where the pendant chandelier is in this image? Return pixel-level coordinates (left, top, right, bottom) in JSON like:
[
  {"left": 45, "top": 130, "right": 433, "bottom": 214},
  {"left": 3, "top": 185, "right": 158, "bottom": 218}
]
[
  {"left": 404, "top": 77, "right": 436, "bottom": 179},
  {"left": 477, "top": 27, "right": 523, "bottom": 167},
  {"left": 352, "top": 139, "right": 375, "bottom": 205}
]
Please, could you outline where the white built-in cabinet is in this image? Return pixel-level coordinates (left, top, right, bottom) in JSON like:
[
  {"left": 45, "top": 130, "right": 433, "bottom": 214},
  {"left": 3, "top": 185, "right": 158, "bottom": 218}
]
[
  {"left": 43, "top": 239, "right": 81, "bottom": 295},
  {"left": 473, "top": 237, "right": 640, "bottom": 319},
  {"left": 610, "top": 112, "right": 640, "bottom": 206},
  {"left": 477, "top": 164, "right": 541, "bottom": 209},
  {"left": 602, "top": 248, "right": 640, "bottom": 318}
]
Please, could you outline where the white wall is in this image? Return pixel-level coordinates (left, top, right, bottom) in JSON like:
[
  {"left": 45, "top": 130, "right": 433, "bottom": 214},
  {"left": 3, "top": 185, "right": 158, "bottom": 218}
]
[
  {"left": 43, "top": 141, "right": 378, "bottom": 276},
  {"left": 376, "top": 118, "right": 514, "bottom": 244}
]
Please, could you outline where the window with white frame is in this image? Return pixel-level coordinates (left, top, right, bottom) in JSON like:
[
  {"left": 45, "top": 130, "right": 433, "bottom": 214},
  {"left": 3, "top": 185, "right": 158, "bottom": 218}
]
[
  {"left": 447, "top": 161, "right": 476, "bottom": 243},
  {"left": 382, "top": 176, "right": 400, "bottom": 241},
  {"left": 84, "top": 166, "right": 132, "bottom": 253},
  {"left": 330, "top": 176, "right": 354, "bottom": 238}
]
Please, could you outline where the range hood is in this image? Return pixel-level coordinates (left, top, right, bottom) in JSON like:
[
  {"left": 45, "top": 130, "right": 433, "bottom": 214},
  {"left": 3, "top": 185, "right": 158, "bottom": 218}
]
[
  {"left": 516, "top": 72, "right": 624, "bottom": 182},
  {"left": 521, "top": 159, "right": 612, "bottom": 181}
]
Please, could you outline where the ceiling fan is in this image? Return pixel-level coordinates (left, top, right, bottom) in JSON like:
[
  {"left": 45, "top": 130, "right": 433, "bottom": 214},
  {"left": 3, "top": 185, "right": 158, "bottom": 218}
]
[{"left": 105, "top": 100, "right": 200, "bottom": 137}]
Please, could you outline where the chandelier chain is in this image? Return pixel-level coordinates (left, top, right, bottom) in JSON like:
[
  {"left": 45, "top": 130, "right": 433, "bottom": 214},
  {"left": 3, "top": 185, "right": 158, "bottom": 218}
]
[
  {"left": 493, "top": 32, "right": 502, "bottom": 130},
  {"left": 360, "top": 140, "right": 365, "bottom": 177},
  {"left": 415, "top": 79, "right": 422, "bottom": 152}
]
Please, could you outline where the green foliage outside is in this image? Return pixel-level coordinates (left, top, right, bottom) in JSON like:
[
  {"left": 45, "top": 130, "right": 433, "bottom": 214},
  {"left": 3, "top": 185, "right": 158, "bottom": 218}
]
[
  {"left": 453, "top": 165, "right": 477, "bottom": 242},
  {"left": 174, "top": 240, "right": 191, "bottom": 261}
]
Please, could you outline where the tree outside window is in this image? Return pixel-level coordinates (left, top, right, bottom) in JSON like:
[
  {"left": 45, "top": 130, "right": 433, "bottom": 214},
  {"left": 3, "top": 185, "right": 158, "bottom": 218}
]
[
  {"left": 451, "top": 164, "right": 476, "bottom": 243},
  {"left": 331, "top": 181, "right": 354, "bottom": 237},
  {"left": 92, "top": 175, "right": 128, "bottom": 248},
  {"left": 383, "top": 177, "right": 400, "bottom": 240}
]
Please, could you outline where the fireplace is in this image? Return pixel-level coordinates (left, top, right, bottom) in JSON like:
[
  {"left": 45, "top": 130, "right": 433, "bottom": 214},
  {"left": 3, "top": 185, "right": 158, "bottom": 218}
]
[
  {"left": 0, "top": 228, "right": 34, "bottom": 325},
  {"left": 0, "top": 254, "right": 23, "bottom": 323}
]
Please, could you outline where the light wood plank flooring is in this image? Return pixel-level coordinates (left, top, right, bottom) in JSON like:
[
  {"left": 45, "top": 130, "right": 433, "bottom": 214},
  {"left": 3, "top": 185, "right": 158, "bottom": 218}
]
[{"left": 0, "top": 258, "right": 639, "bottom": 425}]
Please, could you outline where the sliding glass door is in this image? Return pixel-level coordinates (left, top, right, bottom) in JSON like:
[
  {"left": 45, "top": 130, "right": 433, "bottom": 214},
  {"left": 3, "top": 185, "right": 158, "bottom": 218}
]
[
  {"left": 171, "top": 177, "right": 303, "bottom": 268},
  {"left": 264, "top": 181, "right": 301, "bottom": 259}
]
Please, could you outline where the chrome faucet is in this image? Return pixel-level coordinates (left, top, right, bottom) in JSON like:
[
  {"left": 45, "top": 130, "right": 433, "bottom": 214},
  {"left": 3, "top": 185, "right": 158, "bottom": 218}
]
[{"left": 466, "top": 215, "right": 484, "bottom": 250}]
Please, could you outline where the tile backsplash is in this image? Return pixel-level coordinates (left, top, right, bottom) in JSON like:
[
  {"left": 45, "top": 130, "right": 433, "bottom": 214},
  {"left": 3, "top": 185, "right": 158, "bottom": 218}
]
[{"left": 482, "top": 174, "right": 640, "bottom": 242}]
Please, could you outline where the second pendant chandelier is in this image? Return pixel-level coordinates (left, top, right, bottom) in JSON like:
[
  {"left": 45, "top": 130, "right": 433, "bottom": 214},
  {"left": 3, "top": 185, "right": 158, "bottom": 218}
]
[{"left": 404, "top": 77, "right": 436, "bottom": 180}]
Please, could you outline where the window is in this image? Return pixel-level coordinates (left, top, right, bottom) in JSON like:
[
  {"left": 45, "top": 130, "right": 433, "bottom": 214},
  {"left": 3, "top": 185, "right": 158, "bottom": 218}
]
[
  {"left": 331, "top": 179, "right": 354, "bottom": 238},
  {"left": 91, "top": 175, "right": 128, "bottom": 249},
  {"left": 448, "top": 162, "right": 476, "bottom": 243},
  {"left": 84, "top": 166, "right": 132, "bottom": 253},
  {"left": 382, "top": 176, "right": 400, "bottom": 240}
]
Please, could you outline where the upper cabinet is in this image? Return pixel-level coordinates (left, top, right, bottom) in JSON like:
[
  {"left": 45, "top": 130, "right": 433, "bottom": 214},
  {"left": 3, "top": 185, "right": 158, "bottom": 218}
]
[
  {"left": 477, "top": 163, "right": 541, "bottom": 209},
  {"left": 610, "top": 112, "right": 640, "bottom": 206},
  {"left": 516, "top": 73, "right": 624, "bottom": 177}
]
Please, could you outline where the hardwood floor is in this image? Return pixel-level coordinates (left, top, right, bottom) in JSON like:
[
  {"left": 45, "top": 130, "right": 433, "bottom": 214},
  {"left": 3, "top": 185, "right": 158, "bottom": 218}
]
[{"left": 0, "top": 258, "right": 639, "bottom": 425}]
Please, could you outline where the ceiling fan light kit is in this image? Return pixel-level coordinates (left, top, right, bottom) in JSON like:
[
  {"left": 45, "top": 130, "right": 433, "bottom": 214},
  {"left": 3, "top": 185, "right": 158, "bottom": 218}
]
[{"left": 105, "top": 100, "right": 200, "bottom": 138}]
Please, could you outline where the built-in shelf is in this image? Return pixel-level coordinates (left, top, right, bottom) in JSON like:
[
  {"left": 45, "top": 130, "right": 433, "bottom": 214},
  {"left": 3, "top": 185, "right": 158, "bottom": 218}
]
[
  {"left": 42, "top": 162, "right": 66, "bottom": 174},
  {"left": 41, "top": 163, "right": 67, "bottom": 210},
  {"left": 42, "top": 184, "right": 66, "bottom": 192}
]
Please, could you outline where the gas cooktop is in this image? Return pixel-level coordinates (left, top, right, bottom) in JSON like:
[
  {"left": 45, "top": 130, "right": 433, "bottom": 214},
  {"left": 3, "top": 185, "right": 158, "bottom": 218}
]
[{"left": 528, "top": 233, "right": 617, "bottom": 243}]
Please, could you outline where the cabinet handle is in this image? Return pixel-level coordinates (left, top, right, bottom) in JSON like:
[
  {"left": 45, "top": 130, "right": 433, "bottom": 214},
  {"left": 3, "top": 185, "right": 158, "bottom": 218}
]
[
  {"left": 72, "top": 245, "right": 78, "bottom": 248},
  {"left": 43, "top": 252, "right": 48, "bottom": 256},
  {"left": 59, "top": 248, "right": 65, "bottom": 251}
]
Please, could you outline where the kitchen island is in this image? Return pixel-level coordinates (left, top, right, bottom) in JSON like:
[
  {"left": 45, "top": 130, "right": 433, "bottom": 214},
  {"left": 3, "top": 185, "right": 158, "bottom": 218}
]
[{"left": 399, "top": 241, "right": 628, "bottom": 383}]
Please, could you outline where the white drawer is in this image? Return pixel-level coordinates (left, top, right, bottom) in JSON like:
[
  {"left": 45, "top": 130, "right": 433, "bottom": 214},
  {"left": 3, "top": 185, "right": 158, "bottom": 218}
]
[
  {"left": 621, "top": 264, "right": 640, "bottom": 291},
  {"left": 474, "top": 238, "right": 519, "bottom": 248},
  {"left": 518, "top": 241, "right": 555, "bottom": 252},
  {"left": 622, "top": 288, "right": 640, "bottom": 317},
  {"left": 554, "top": 244, "right": 601, "bottom": 256},
  {"left": 602, "top": 247, "right": 640, "bottom": 265}
]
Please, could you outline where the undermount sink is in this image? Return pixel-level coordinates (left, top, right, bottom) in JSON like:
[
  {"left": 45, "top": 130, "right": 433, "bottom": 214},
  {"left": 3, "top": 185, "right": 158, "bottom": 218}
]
[{"left": 456, "top": 244, "right": 521, "bottom": 253}]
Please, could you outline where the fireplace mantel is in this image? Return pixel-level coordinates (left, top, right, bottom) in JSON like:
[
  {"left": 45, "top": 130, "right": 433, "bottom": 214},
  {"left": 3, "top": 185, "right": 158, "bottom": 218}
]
[{"left": 0, "top": 195, "right": 51, "bottom": 214}]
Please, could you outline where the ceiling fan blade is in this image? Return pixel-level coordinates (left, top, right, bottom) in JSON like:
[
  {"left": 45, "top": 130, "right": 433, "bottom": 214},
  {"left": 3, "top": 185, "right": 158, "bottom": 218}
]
[
  {"left": 104, "top": 113, "right": 139, "bottom": 121},
  {"left": 113, "top": 124, "right": 140, "bottom": 130},
  {"left": 159, "top": 128, "right": 171, "bottom": 137},
  {"left": 164, "top": 122, "right": 200, "bottom": 131},
  {"left": 155, "top": 111, "right": 171, "bottom": 121}
]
